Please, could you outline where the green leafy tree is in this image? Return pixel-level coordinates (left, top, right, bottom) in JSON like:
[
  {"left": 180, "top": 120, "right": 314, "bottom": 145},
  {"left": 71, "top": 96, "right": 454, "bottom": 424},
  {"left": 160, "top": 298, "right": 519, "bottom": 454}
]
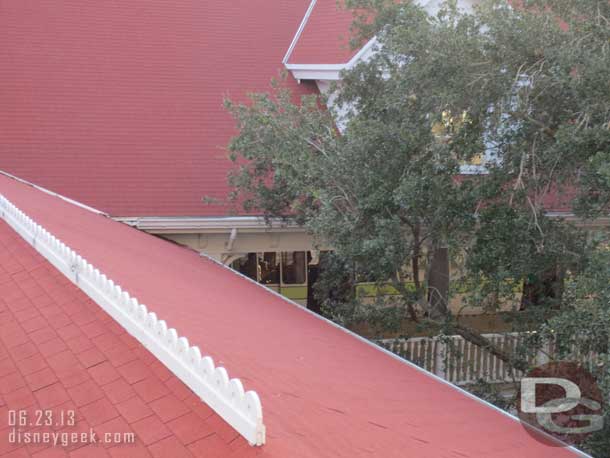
[
  {"left": 541, "top": 245, "right": 610, "bottom": 457},
  {"left": 224, "top": 0, "right": 609, "bottom": 368}
]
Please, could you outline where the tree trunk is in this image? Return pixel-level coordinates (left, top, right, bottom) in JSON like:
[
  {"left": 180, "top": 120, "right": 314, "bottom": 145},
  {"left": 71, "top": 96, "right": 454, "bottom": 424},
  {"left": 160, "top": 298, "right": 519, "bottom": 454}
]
[
  {"left": 424, "top": 245, "right": 529, "bottom": 372},
  {"left": 427, "top": 246, "right": 450, "bottom": 320}
]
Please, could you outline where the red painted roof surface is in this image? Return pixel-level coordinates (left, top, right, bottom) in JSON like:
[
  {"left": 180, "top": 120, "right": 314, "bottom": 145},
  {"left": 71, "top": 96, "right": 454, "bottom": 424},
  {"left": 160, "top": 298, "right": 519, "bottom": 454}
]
[
  {"left": 286, "top": 0, "right": 363, "bottom": 65},
  {"left": 0, "top": 0, "right": 315, "bottom": 217},
  {"left": 0, "top": 222, "right": 256, "bottom": 457},
  {"left": 0, "top": 178, "right": 584, "bottom": 457},
  {"left": 0, "top": 1, "right": 573, "bottom": 217}
]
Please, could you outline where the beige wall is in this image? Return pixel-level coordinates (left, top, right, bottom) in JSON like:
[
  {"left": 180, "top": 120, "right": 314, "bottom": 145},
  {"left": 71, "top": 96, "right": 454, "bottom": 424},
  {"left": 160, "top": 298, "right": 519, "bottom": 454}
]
[{"left": 161, "top": 229, "right": 318, "bottom": 264}]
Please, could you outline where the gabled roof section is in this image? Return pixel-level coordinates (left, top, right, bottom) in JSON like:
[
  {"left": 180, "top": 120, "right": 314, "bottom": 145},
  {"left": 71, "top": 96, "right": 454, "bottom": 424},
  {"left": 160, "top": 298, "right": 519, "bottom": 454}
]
[
  {"left": 285, "top": 0, "right": 363, "bottom": 65},
  {"left": 284, "top": 0, "right": 378, "bottom": 81},
  {"left": 0, "top": 175, "right": 588, "bottom": 457},
  {"left": 283, "top": 0, "right": 478, "bottom": 79}
]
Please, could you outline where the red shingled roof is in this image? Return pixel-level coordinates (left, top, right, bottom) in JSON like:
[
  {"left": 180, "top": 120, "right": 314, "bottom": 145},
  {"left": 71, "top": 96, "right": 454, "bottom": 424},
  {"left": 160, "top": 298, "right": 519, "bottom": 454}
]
[
  {"left": 0, "top": 0, "right": 315, "bottom": 218},
  {"left": 0, "top": 174, "right": 586, "bottom": 457},
  {"left": 0, "top": 221, "right": 255, "bottom": 457},
  {"left": 0, "top": 1, "right": 574, "bottom": 217},
  {"left": 286, "top": 0, "right": 364, "bottom": 65}
]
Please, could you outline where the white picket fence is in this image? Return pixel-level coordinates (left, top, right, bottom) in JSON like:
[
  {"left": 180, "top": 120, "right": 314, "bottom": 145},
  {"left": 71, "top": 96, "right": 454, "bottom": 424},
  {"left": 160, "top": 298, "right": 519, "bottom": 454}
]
[{"left": 378, "top": 333, "right": 553, "bottom": 385}]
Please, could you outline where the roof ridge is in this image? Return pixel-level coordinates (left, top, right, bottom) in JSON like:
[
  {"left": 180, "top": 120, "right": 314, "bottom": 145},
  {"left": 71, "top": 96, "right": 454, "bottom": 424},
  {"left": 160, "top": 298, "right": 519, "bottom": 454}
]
[
  {"left": 0, "top": 169, "right": 109, "bottom": 217},
  {"left": 0, "top": 193, "right": 266, "bottom": 446}
]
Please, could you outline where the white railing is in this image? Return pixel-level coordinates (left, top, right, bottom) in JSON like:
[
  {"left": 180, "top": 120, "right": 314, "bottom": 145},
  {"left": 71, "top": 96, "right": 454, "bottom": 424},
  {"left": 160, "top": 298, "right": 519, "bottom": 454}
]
[
  {"left": 379, "top": 333, "right": 542, "bottom": 385},
  {"left": 379, "top": 333, "right": 601, "bottom": 386},
  {"left": 0, "top": 195, "right": 265, "bottom": 446}
]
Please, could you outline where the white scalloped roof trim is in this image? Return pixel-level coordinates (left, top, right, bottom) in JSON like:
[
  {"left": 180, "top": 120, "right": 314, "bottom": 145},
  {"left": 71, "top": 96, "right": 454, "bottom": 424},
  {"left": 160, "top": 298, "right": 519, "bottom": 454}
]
[{"left": 0, "top": 194, "right": 265, "bottom": 446}]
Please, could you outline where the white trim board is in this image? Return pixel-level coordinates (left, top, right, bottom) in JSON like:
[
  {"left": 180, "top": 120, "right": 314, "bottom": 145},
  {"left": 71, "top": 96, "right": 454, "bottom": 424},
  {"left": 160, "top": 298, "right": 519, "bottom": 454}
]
[
  {"left": 114, "top": 215, "right": 302, "bottom": 234},
  {"left": 285, "top": 37, "right": 378, "bottom": 81},
  {"left": 0, "top": 194, "right": 266, "bottom": 446}
]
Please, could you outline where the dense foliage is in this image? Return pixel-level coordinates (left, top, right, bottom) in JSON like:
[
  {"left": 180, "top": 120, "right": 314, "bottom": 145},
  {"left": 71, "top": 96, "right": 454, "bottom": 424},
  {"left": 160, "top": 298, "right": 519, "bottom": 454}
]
[
  {"left": 542, "top": 246, "right": 610, "bottom": 455},
  {"left": 225, "top": 0, "right": 609, "bottom": 454}
]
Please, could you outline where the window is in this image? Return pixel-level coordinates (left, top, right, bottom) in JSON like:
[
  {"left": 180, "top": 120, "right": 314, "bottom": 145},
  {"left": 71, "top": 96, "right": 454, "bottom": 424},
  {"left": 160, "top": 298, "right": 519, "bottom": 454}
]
[
  {"left": 282, "top": 251, "right": 307, "bottom": 284},
  {"left": 232, "top": 251, "right": 307, "bottom": 286},
  {"left": 258, "top": 252, "right": 280, "bottom": 285},
  {"left": 231, "top": 253, "right": 257, "bottom": 281},
  {"left": 231, "top": 252, "right": 280, "bottom": 284},
  {"left": 431, "top": 109, "right": 490, "bottom": 173}
]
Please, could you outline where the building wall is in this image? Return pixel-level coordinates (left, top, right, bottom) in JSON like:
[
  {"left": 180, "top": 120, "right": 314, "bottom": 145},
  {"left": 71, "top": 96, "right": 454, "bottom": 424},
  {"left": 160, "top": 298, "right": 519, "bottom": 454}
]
[
  {"left": 148, "top": 217, "right": 609, "bottom": 314},
  {"left": 161, "top": 229, "right": 317, "bottom": 264}
]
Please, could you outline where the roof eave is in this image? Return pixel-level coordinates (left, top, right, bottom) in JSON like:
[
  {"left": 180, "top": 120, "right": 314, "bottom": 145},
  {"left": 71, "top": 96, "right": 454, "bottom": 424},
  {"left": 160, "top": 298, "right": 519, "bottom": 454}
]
[
  {"left": 285, "top": 36, "right": 378, "bottom": 81},
  {"left": 114, "top": 215, "right": 303, "bottom": 234}
]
